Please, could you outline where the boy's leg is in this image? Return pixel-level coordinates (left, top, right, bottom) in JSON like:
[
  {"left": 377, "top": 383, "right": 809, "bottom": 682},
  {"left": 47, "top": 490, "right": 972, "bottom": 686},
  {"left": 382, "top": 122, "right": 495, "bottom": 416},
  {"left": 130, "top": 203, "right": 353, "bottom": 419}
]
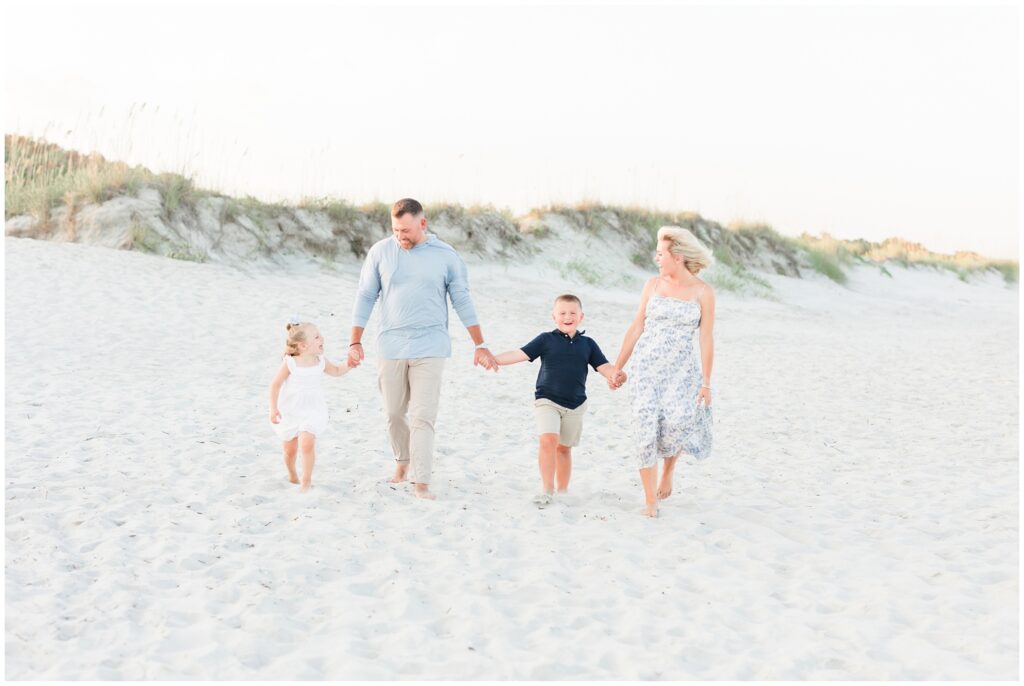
[
  {"left": 378, "top": 359, "right": 411, "bottom": 482},
  {"left": 298, "top": 432, "right": 316, "bottom": 492},
  {"left": 407, "top": 357, "right": 445, "bottom": 497},
  {"left": 538, "top": 433, "right": 559, "bottom": 493},
  {"left": 555, "top": 445, "right": 572, "bottom": 492},
  {"left": 555, "top": 401, "right": 586, "bottom": 492},
  {"left": 283, "top": 438, "right": 299, "bottom": 484}
]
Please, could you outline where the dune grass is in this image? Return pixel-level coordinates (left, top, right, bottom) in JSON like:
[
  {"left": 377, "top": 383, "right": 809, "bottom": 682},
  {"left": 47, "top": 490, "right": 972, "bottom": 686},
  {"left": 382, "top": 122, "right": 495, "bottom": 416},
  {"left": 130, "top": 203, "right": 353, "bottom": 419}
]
[{"left": 7, "top": 135, "right": 1017, "bottom": 285}]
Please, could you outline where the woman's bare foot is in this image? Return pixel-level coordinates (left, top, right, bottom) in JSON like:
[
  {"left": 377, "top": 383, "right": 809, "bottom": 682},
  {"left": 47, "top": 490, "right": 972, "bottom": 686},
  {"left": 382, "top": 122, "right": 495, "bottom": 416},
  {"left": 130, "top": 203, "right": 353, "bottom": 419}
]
[
  {"left": 656, "top": 481, "right": 672, "bottom": 500},
  {"left": 389, "top": 464, "right": 409, "bottom": 484},
  {"left": 642, "top": 503, "right": 659, "bottom": 518},
  {"left": 414, "top": 484, "right": 435, "bottom": 500},
  {"left": 299, "top": 481, "right": 312, "bottom": 493}
]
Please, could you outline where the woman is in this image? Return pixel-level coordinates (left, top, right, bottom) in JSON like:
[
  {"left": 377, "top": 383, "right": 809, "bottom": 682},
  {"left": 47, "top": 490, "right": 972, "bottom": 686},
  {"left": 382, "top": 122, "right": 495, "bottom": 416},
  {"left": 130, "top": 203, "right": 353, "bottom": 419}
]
[{"left": 613, "top": 226, "right": 715, "bottom": 517}]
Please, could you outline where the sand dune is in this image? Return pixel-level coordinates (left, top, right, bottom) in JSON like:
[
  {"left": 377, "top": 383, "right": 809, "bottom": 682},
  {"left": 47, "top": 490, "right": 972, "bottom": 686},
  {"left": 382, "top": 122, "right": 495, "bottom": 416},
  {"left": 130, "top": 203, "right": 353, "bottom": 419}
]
[{"left": 4, "top": 237, "right": 1017, "bottom": 679}]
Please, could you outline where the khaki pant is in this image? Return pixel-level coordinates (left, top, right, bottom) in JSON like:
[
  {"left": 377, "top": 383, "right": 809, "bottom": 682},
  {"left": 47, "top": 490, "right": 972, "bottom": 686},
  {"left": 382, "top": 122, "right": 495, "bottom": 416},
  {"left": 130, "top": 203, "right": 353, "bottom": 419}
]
[{"left": 377, "top": 357, "right": 446, "bottom": 484}]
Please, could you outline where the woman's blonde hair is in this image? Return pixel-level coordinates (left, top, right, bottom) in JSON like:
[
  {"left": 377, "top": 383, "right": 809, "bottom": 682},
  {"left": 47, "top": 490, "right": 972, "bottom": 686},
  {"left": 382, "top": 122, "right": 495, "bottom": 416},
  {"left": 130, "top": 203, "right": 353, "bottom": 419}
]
[
  {"left": 284, "top": 322, "right": 313, "bottom": 356},
  {"left": 657, "top": 226, "right": 714, "bottom": 274}
]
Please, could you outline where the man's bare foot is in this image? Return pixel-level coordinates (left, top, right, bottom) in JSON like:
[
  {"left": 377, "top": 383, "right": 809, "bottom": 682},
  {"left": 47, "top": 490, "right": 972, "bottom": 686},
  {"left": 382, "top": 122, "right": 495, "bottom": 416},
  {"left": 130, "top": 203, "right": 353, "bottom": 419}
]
[
  {"left": 287, "top": 470, "right": 300, "bottom": 485},
  {"left": 642, "top": 503, "right": 659, "bottom": 518},
  {"left": 299, "top": 482, "right": 312, "bottom": 493},
  {"left": 389, "top": 464, "right": 409, "bottom": 484},
  {"left": 413, "top": 484, "right": 435, "bottom": 500}
]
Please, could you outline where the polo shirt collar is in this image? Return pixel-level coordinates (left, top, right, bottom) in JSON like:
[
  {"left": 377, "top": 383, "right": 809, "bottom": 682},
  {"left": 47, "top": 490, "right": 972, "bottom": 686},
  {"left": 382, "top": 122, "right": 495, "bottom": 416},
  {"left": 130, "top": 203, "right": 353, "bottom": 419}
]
[{"left": 551, "top": 328, "right": 585, "bottom": 340}]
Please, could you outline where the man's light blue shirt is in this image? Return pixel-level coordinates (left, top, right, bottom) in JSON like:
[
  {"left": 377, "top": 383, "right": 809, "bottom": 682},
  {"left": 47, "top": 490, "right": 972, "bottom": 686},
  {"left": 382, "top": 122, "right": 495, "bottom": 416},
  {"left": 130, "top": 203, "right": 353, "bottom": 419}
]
[{"left": 352, "top": 234, "right": 479, "bottom": 360}]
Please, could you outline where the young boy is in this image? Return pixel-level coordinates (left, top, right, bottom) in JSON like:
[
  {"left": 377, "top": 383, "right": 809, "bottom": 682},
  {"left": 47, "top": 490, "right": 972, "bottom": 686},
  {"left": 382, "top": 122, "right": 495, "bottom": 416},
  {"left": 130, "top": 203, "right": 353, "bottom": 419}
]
[{"left": 494, "top": 294, "right": 624, "bottom": 507}]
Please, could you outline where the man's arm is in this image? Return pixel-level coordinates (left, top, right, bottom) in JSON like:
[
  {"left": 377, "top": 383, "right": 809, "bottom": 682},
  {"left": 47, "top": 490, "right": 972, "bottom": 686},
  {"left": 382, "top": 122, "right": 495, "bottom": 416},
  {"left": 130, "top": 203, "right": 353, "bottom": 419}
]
[
  {"left": 349, "top": 248, "right": 382, "bottom": 368},
  {"left": 444, "top": 254, "right": 497, "bottom": 371}
]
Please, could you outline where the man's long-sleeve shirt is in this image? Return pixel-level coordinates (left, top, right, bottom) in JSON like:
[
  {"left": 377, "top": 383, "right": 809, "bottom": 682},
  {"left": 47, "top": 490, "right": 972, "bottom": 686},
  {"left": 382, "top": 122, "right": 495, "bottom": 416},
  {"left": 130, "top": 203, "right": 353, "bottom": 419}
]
[{"left": 351, "top": 235, "right": 479, "bottom": 359}]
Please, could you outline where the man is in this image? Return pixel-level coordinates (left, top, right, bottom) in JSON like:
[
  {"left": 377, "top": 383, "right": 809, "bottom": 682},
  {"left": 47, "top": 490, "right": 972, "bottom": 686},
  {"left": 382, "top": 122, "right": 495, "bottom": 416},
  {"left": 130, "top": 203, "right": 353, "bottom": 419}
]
[{"left": 348, "top": 198, "right": 498, "bottom": 499}]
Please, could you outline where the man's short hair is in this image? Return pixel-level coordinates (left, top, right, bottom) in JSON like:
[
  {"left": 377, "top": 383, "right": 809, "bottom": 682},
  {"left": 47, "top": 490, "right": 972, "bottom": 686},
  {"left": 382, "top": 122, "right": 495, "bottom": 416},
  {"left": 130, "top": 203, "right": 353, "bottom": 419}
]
[
  {"left": 554, "top": 294, "right": 582, "bottom": 309},
  {"left": 392, "top": 198, "right": 424, "bottom": 218}
]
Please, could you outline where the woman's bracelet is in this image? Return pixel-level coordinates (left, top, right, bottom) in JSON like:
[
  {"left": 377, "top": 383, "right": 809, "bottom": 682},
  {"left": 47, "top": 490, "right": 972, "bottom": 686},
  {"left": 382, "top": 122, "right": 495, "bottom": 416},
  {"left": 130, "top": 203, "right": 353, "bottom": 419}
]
[{"left": 701, "top": 384, "right": 711, "bottom": 389}]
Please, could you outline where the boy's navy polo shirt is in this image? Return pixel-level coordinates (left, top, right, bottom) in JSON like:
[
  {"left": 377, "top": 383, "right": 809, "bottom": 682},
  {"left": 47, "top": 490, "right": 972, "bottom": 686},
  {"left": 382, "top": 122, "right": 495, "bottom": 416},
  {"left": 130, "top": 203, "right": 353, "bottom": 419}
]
[{"left": 520, "top": 329, "right": 609, "bottom": 410}]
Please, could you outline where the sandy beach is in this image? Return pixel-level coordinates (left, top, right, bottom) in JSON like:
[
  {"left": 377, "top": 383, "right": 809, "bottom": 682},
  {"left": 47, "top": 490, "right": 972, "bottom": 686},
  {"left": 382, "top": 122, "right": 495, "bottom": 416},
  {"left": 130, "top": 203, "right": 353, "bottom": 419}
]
[{"left": 4, "top": 235, "right": 1018, "bottom": 679}]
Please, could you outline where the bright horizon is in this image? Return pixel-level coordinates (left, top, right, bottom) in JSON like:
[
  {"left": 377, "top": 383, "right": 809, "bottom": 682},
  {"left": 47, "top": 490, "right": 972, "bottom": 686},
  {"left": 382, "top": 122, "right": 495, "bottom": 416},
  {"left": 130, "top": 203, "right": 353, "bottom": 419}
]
[{"left": 4, "top": 1, "right": 1021, "bottom": 259}]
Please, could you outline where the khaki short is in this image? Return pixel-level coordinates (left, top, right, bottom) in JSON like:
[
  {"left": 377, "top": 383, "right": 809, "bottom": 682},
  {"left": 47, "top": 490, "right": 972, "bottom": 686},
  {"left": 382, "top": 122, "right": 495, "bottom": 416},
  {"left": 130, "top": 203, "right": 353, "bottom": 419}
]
[{"left": 533, "top": 398, "right": 588, "bottom": 447}]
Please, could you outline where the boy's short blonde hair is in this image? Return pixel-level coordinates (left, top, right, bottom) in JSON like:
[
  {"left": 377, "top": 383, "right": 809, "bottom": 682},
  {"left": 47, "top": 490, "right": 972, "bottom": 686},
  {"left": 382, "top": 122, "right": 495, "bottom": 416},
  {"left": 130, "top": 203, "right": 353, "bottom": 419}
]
[{"left": 553, "top": 294, "right": 582, "bottom": 310}]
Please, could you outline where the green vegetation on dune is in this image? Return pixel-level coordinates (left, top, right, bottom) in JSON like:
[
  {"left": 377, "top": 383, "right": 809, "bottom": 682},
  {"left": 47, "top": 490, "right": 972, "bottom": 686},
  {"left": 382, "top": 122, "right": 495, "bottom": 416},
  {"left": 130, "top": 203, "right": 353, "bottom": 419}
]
[{"left": 5, "top": 135, "right": 1017, "bottom": 286}]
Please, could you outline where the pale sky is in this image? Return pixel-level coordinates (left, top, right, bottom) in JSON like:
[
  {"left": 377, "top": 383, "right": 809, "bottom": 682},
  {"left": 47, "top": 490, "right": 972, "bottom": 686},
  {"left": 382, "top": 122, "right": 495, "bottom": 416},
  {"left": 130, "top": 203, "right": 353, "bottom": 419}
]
[{"left": 4, "top": 1, "right": 1020, "bottom": 259}]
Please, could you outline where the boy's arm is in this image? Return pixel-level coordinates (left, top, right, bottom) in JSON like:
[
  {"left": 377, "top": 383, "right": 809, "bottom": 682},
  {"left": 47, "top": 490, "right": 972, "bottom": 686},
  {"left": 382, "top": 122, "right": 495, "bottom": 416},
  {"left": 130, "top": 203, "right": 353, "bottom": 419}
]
[
  {"left": 494, "top": 350, "right": 529, "bottom": 366},
  {"left": 324, "top": 358, "right": 351, "bottom": 377},
  {"left": 595, "top": 362, "right": 621, "bottom": 382},
  {"left": 269, "top": 361, "right": 290, "bottom": 421}
]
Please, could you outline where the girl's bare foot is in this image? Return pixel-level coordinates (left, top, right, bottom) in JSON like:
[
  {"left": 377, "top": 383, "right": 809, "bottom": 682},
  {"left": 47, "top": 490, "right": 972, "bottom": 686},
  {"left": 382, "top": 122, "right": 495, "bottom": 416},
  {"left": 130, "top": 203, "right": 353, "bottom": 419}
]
[
  {"left": 414, "top": 484, "right": 436, "bottom": 500},
  {"left": 299, "top": 481, "right": 312, "bottom": 493},
  {"left": 642, "top": 503, "right": 659, "bottom": 518},
  {"left": 389, "top": 464, "right": 409, "bottom": 484}
]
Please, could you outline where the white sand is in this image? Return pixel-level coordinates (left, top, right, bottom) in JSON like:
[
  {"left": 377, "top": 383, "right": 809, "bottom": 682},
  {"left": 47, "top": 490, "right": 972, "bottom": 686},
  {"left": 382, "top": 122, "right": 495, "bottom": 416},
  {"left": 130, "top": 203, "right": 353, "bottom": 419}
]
[{"left": 4, "top": 236, "right": 1018, "bottom": 679}]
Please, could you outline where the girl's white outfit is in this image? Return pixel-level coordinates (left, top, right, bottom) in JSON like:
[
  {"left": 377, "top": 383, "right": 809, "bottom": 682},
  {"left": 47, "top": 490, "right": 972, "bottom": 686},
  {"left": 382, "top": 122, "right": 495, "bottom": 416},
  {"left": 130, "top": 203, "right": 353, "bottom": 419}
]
[{"left": 274, "top": 355, "right": 330, "bottom": 440}]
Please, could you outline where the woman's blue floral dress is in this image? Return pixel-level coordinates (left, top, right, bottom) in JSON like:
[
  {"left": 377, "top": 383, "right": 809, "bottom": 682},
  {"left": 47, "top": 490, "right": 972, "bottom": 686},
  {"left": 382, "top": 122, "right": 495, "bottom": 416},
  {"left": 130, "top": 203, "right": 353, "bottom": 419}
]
[{"left": 628, "top": 292, "right": 713, "bottom": 468}]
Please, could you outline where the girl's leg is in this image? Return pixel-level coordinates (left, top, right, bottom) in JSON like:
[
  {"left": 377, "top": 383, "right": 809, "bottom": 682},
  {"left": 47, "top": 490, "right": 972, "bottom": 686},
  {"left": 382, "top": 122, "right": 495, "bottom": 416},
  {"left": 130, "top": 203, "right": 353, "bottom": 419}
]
[
  {"left": 639, "top": 465, "right": 658, "bottom": 517},
  {"left": 555, "top": 445, "right": 572, "bottom": 492},
  {"left": 298, "top": 432, "right": 316, "bottom": 492},
  {"left": 657, "top": 455, "right": 679, "bottom": 499},
  {"left": 283, "top": 438, "right": 299, "bottom": 484}
]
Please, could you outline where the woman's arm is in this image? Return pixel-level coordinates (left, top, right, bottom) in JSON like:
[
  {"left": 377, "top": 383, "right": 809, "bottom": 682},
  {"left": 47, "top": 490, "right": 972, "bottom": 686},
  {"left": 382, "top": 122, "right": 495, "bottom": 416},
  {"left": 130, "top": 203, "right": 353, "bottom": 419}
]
[
  {"left": 494, "top": 350, "right": 529, "bottom": 366},
  {"left": 697, "top": 285, "right": 716, "bottom": 405},
  {"left": 613, "top": 277, "right": 657, "bottom": 370},
  {"left": 325, "top": 358, "right": 351, "bottom": 377},
  {"left": 269, "top": 360, "right": 290, "bottom": 422}
]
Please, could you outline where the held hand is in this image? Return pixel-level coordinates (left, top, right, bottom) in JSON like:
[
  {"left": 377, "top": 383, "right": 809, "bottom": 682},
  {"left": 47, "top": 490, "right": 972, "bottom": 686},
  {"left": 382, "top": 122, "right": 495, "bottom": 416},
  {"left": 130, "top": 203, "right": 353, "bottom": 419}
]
[
  {"left": 347, "top": 343, "right": 364, "bottom": 368},
  {"left": 696, "top": 386, "right": 712, "bottom": 407},
  {"left": 606, "top": 368, "right": 627, "bottom": 390},
  {"left": 270, "top": 409, "right": 282, "bottom": 424},
  {"left": 474, "top": 347, "right": 499, "bottom": 372}
]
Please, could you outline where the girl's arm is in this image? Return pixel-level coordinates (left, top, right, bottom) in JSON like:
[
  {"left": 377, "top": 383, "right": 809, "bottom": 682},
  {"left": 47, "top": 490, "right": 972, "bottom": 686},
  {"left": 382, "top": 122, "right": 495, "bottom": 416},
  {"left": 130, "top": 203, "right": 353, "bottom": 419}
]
[
  {"left": 324, "top": 358, "right": 351, "bottom": 377},
  {"left": 269, "top": 360, "right": 290, "bottom": 423},
  {"left": 697, "top": 285, "right": 716, "bottom": 405},
  {"left": 613, "top": 277, "right": 657, "bottom": 370},
  {"left": 494, "top": 350, "right": 529, "bottom": 366}
]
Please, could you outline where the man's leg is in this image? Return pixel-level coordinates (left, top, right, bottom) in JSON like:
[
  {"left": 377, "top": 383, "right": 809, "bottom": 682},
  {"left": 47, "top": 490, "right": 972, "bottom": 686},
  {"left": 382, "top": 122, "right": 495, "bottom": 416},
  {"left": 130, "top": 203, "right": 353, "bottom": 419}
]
[
  {"left": 378, "top": 358, "right": 411, "bottom": 482},
  {"left": 407, "top": 357, "right": 445, "bottom": 497}
]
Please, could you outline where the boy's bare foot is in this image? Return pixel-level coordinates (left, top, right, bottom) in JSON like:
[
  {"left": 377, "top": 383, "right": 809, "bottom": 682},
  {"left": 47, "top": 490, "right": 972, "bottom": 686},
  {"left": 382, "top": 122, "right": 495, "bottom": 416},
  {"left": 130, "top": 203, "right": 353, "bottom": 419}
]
[
  {"left": 299, "top": 482, "right": 312, "bottom": 493},
  {"left": 413, "top": 484, "right": 435, "bottom": 500},
  {"left": 389, "top": 464, "right": 409, "bottom": 484},
  {"left": 642, "top": 503, "right": 659, "bottom": 518}
]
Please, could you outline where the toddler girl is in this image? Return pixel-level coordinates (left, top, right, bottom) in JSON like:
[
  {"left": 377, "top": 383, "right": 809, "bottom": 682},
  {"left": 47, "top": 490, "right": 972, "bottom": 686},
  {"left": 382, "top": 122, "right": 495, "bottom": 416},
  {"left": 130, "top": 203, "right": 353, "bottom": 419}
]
[{"left": 269, "top": 320, "right": 350, "bottom": 491}]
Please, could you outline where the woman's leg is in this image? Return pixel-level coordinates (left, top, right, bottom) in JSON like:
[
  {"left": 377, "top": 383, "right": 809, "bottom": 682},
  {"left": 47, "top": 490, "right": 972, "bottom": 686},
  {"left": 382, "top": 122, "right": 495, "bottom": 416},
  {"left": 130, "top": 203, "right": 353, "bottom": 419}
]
[
  {"left": 298, "top": 431, "right": 316, "bottom": 492},
  {"left": 657, "top": 455, "right": 679, "bottom": 499},
  {"left": 283, "top": 438, "right": 299, "bottom": 484},
  {"left": 639, "top": 465, "right": 658, "bottom": 517}
]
